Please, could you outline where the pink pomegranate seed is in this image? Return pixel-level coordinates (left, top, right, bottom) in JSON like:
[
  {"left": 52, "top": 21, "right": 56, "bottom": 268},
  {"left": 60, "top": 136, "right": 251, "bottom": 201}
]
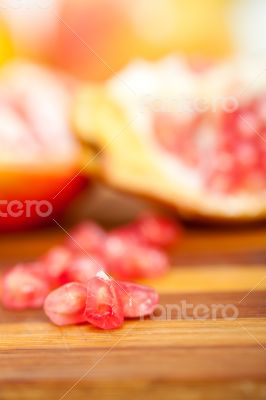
[
  {"left": 110, "top": 214, "right": 181, "bottom": 248},
  {"left": 42, "top": 245, "right": 73, "bottom": 287},
  {"left": 1, "top": 263, "right": 51, "bottom": 310},
  {"left": 134, "top": 214, "right": 181, "bottom": 247},
  {"left": 67, "top": 221, "right": 107, "bottom": 254},
  {"left": 105, "top": 236, "right": 169, "bottom": 279},
  {"left": 44, "top": 282, "right": 87, "bottom": 326},
  {"left": 85, "top": 272, "right": 124, "bottom": 330},
  {"left": 64, "top": 255, "right": 107, "bottom": 284},
  {"left": 118, "top": 281, "right": 159, "bottom": 318},
  {"left": 108, "top": 226, "right": 140, "bottom": 245}
]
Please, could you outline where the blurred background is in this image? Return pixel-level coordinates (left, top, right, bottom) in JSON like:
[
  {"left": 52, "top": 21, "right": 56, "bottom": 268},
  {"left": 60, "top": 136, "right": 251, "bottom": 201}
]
[{"left": 0, "top": 0, "right": 266, "bottom": 232}]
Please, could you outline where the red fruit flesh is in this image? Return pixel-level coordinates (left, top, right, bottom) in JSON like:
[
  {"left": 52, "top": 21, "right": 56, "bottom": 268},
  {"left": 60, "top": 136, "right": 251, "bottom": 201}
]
[
  {"left": 105, "top": 236, "right": 169, "bottom": 280},
  {"left": 133, "top": 214, "right": 181, "bottom": 247},
  {"left": 110, "top": 214, "right": 181, "bottom": 248},
  {"left": 67, "top": 221, "right": 107, "bottom": 254},
  {"left": 44, "top": 282, "right": 87, "bottom": 326},
  {"left": 42, "top": 245, "right": 73, "bottom": 287},
  {"left": 153, "top": 97, "right": 266, "bottom": 194},
  {"left": 85, "top": 273, "right": 124, "bottom": 330},
  {"left": 118, "top": 281, "right": 159, "bottom": 318},
  {"left": 1, "top": 263, "right": 51, "bottom": 310},
  {"left": 63, "top": 255, "right": 107, "bottom": 284}
]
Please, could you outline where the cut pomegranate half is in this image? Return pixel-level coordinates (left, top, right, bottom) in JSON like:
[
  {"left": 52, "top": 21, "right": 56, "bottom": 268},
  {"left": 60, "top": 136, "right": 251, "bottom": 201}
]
[
  {"left": 73, "top": 57, "right": 266, "bottom": 221},
  {"left": 85, "top": 273, "right": 124, "bottom": 330},
  {"left": 0, "top": 61, "right": 86, "bottom": 231},
  {"left": 44, "top": 282, "right": 87, "bottom": 326}
]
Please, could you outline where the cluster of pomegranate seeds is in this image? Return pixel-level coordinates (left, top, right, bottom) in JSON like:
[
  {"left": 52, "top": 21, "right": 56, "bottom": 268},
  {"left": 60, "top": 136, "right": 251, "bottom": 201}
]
[
  {"left": 104, "top": 214, "right": 180, "bottom": 280},
  {"left": 153, "top": 96, "right": 266, "bottom": 194},
  {"left": 63, "top": 254, "right": 106, "bottom": 284},
  {"left": 67, "top": 221, "right": 107, "bottom": 254},
  {"left": 0, "top": 214, "right": 181, "bottom": 329},
  {"left": 106, "top": 238, "right": 169, "bottom": 280},
  {"left": 44, "top": 274, "right": 158, "bottom": 329}
]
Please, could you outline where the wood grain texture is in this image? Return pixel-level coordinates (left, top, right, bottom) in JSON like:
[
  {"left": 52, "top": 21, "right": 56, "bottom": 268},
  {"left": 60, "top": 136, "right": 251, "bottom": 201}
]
[{"left": 0, "top": 225, "right": 266, "bottom": 399}]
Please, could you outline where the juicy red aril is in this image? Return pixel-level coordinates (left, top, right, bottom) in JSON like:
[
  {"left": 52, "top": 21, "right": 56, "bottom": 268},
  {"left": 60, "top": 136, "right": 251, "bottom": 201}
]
[
  {"left": 67, "top": 221, "right": 107, "bottom": 254},
  {"left": 118, "top": 281, "right": 159, "bottom": 318},
  {"left": 63, "top": 255, "right": 107, "bottom": 284},
  {"left": 105, "top": 236, "right": 169, "bottom": 280},
  {"left": 207, "top": 99, "right": 266, "bottom": 192},
  {"left": 110, "top": 214, "right": 180, "bottom": 248},
  {"left": 85, "top": 273, "right": 124, "bottom": 330},
  {"left": 44, "top": 282, "right": 87, "bottom": 326},
  {"left": 108, "top": 226, "right": 140, "bottom": 245},
  {"left": 42, "top": 245, "right": 73, "bottom": 287},
  {"left": 153, "top": 111, "right": 203, "bottom": 166},
  {"left": 133, "top": 214, "right": 181, "bottom": 247},
  {"left": 1, "top": 263, "right": 51, "bottom": 310}
]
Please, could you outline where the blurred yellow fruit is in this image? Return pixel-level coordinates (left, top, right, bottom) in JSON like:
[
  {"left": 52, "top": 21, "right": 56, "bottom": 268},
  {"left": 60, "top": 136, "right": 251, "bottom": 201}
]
[
  {"left": 0, "top": 18, "right": 13, "bottom": 65},
  {"left": 54, "top": 0, "right": 232, "bottom": 80},
  {"left": 130, "top": 0, "right": 232, "bottom": 60},
  {"left": 3, "top": 0, "right": 232, "bottom": 80}
]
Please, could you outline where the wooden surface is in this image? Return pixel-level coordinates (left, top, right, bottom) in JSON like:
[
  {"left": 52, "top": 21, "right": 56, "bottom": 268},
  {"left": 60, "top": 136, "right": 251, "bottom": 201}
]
[{"left": 1, "top": 224, "right": 266, "bottom": 399}]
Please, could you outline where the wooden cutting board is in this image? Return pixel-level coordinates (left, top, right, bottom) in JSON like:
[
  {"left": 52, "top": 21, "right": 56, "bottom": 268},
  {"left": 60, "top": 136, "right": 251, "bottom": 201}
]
[{"left": 1, "top": 224, "right": 266, "bottom": 400}]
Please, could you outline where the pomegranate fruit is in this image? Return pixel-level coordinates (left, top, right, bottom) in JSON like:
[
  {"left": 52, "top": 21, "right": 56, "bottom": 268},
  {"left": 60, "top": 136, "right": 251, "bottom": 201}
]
[
  {"left": 44, "top": 282, "right": 87, "bottom": 326},
  {"left": 1, "top": 263, "right": 51, "bottom": 310},
  {"left": 73, "top": 57, "right": 266, "bottom": 221},
  {"left": 0, "top": 61, "right": 86, "bottom": 231},
  {"left": 85, "top": 272, "right": 124, "bottom": 330},
  {"left": 118, "top": 281, "right": 159, "bottom": 318},
  {"left": 1, "top": 217, "right": 164, "bottom": 329}
]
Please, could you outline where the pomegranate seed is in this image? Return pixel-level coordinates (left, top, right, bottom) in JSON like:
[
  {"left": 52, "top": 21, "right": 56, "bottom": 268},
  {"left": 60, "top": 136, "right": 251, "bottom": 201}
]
[
  {"left": 110, "top": 214, "right": 181, "bottom": 248},
  {"left": 118, "top": 281, "right": 159, "bottom": 318},
  {"left": 134, "top": 214, "right": 181, "bottom": 247},
  {"left": 44, "top": 282, "right": 87, "bottom": 326},
  {"left": 42, "top": 245, "right": 73, "bottom": 286},
  {"left": 85, "top": 272, "right": 124, "bottom": 330},
  {"left": 67, "top": 221, "right": 107, "bottom": 254},
  {"left": 105, "top": 236, "right": 169, "bottom": 279},
  {"left": 64, "top": 255, "right": 107, "bottom": 284},
  {"left": 1, "top": 263, "right": 51, "bottom": 310}
]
